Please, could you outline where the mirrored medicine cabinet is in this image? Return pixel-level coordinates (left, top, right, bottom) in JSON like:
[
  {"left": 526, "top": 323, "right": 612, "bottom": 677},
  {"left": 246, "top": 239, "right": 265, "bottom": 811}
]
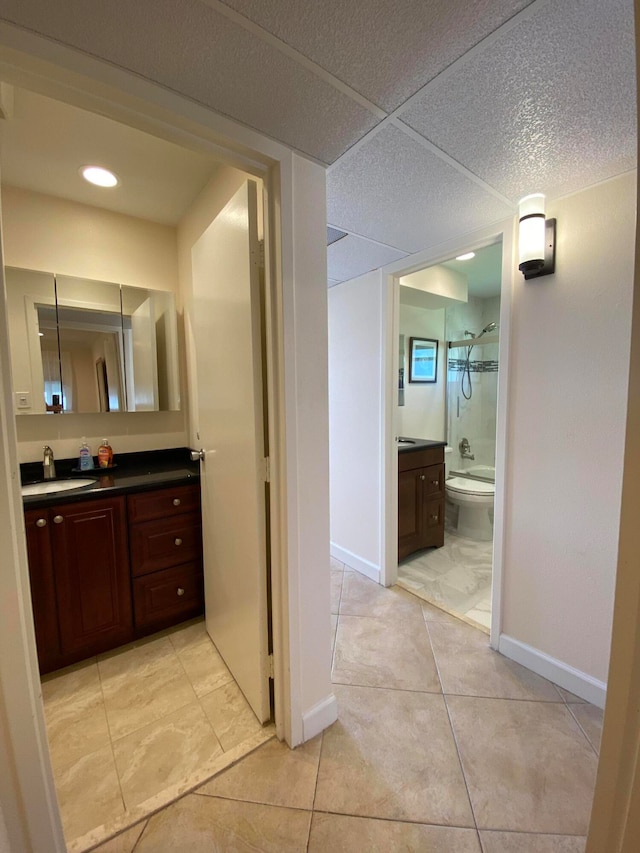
[{"left": 6, "top": 267, "right": 181, "bottom": 415}]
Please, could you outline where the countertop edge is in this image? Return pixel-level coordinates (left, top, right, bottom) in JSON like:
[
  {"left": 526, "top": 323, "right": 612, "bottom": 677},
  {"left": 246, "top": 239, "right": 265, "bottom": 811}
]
[{"left": 397, "top": 437, "right": 447, "bottom": 454}]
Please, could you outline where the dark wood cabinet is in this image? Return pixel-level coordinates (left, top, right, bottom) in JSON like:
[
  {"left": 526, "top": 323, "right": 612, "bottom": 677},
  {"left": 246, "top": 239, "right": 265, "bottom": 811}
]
[
  {"left": 25, "top": 497, "right": 133, "bottom": 673},
  {"left": 52, "top": 497, "right": 132, "bottom": 659},
  {"left": 24, "top": 482, "right": 203, "bottom": 675},
  {"left": 398, "top": 446, "right": 445, "bottom": 560},
  {"left": 24, "top": 509, "right": 61, "bottom": 673},
  {"left": 128, "top": 483, "right": 204, "bottom": 634}
]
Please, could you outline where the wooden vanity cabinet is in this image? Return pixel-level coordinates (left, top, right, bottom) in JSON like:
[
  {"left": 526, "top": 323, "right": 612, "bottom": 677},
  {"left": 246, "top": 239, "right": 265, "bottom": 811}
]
[
  {"left": 128, "top": 483, "right": 204, "bottom": 634},
  {"left": 25, "top": 496, "right": 133, "bottom": 674},
  {"left": 398, "top": 446, "right": 445, "bottom": 560},
  {"left": 24, "top": 509, "right": 61, "bottom": 673},
  {"left": 24, "top": 481, "right": 203, "bottom": 675}
]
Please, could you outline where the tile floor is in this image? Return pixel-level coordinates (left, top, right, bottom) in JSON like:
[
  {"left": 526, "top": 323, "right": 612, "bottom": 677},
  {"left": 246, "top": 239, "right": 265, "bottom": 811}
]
[
  {"left": 89, "top": 560, "right": 602, "bottom": 852},
  {"left": 42, "top": 618, "right": 273, "bottom": 850},
  {"left": 398, "top": 530, "right": 493, "bottom": 629}
]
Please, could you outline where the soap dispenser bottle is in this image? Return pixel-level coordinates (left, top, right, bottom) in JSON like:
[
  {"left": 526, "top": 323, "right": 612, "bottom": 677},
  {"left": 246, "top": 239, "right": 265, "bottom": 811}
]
[
  {"left": 79, "top": 437, "right": 94, "bottom": 471},
  {"left": 98, "top": 439, "right": 113, "bottom": 469}
]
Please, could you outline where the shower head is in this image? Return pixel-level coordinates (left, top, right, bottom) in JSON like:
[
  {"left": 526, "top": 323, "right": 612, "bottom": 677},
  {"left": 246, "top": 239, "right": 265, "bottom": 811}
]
[{"left": 478, "top": 322, "right": 498, "bottom": 337}]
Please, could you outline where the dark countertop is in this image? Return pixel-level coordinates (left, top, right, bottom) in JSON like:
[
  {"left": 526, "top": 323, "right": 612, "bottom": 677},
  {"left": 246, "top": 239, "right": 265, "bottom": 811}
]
[
  {"left": 398, "top": 437, "right": 447, "bottom": 454},
  {"left": 21, "top": 447, "right": 199, "bottom": 509}
]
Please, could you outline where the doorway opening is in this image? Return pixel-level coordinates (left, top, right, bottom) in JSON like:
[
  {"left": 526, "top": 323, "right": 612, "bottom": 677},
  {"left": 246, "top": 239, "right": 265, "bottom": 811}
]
[
  {"left": 385, "top": 233, "right": 512, "bottom": 645},
  {"left": 1, "top": 84, "right": 278, "bottom": 849}
]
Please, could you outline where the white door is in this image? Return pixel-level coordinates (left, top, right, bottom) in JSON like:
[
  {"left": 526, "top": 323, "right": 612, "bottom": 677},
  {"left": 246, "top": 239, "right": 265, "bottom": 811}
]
[{"left": 191, "top": 180, "right": 270, "bottom": 723}]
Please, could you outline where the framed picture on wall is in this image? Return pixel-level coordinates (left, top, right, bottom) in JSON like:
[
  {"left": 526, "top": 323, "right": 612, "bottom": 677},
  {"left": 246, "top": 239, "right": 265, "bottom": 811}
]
[{"left": 409, "top": 337, "right": 438, "bottom": 383}]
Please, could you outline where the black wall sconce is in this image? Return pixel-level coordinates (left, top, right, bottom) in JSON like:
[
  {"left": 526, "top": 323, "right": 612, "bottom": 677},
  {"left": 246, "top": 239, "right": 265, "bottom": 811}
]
[{"left": 518, "top": 193, "right": 556, "bottom": 280}]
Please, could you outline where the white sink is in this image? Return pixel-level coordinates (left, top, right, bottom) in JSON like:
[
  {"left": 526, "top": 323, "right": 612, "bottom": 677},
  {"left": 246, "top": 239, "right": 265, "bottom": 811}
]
[{"left": 21, "top": 478, "right": 97, "bottom": 497}]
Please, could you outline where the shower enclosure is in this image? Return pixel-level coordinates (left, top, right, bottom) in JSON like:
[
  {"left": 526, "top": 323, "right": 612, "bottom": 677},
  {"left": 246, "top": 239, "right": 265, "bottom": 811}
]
[{"left": 446, "top": 298, "right": 500, "bottom": 483}]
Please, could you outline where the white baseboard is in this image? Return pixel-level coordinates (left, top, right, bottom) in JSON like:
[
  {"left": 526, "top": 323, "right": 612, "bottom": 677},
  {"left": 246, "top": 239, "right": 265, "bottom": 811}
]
[
  {"left": 499, "top": 634, "right": 607, "bottom": 709},
  {"left": 302, "top": 693, "right": 338, "bottom": 742},
  {"left": 330, "top": 543, "right": 380, "bottom": 583}
]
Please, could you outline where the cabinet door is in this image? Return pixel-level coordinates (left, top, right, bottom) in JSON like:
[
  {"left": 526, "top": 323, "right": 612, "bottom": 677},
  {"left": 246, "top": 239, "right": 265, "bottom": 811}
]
[
  {"left": 422, "top": 497, "right": 445, "bottom": 549},
  {"left": 24, "top": 509, "right": 61, "bottom": 673},
  {"left": 398, "top": 468, "right": 424, "bottom": 560},
  {"left": 51, "top": 496, "right": 133, "bottom": 657}
]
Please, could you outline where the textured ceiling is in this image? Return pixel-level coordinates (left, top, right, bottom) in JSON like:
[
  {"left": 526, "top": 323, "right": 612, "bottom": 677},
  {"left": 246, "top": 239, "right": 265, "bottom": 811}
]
[
  {"left": 216, "top": 0, "right": 535, "bottom": 112},
  {"left": 0, "top": 0, "right": 635, "bottom": 285}
]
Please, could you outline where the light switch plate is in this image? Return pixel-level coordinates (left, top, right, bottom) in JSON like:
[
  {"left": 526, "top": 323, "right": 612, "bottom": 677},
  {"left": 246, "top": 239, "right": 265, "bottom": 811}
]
[{"left": 15, "top": 391, "right": 31, "bottom": 409}]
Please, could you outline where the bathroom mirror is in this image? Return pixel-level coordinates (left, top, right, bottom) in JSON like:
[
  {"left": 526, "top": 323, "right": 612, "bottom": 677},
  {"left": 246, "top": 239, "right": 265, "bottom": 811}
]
[{"left": 5, "top": 266, "right": 181, "bottom": 414}]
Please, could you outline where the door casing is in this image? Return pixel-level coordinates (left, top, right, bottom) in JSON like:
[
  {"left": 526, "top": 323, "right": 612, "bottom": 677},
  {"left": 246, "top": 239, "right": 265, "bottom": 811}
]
[{"left": 380, "top": 220, "right": 516, "bottom": 651}]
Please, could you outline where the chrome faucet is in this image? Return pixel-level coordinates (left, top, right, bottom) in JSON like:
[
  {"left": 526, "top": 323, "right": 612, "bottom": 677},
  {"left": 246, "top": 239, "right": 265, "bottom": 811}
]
[
  {"left": 43, "top": 445, "right": 56, "bottom": 479},
  {"left": 458, "top": 437, "right": 475, "bottom": 460}
]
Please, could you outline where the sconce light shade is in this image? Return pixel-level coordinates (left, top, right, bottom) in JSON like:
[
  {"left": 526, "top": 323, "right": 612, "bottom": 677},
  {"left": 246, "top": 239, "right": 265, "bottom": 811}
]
[{"left": 518, "top": 193, "right": 556, "bottom": 280}]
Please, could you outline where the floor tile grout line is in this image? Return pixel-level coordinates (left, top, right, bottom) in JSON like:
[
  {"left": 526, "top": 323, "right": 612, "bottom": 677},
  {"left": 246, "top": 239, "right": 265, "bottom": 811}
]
[
  {"left": 330, "top": 677, "right": 569, "bottom": 704},
  {"left": 129, "top": 818, "right": 149, "bottom": 853},
  {"left": 308, "top": 806, "right": 476, "bottom": 830},
  {"left": 191, "top": 790, "right": 312, "bottom": 813},
  {"left": 307, "top": 730, "right": 325, "bottom": 852},
  {"left": 441, "top": 690, "right": 481, "bottom": 833},
  {"left": 477, "top": 827, "right": 588, "bottom": 838},
  {"left": 425, "top": 619, "right": 479, "bottom": 832},
  {"left": 564, "top": 703, "right": 600, "bottom": 757}
]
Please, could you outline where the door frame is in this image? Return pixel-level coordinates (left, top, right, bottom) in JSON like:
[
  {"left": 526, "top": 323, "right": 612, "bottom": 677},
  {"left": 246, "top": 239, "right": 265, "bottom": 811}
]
[
  {"left": 380, "top": 219, "right": 516, "bottom": 649},
  {"left": 0, "top": 27, "right": 325, "bottom": 851}
]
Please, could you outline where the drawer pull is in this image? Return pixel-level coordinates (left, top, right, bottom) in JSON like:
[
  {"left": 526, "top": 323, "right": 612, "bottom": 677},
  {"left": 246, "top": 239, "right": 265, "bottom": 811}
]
[
  {"left": 432, "top": 479, "right": 439, "bottom": 486},
  {"left": 172, "top": 498, "right": 181, "bottom": 507},
  {"left": 36, "top": 518, "right": 47, "bottom": 528},
  {"left": 419, "top": 474, "right": 425, "bottom": 481},
  {"left": 430, "top": 514, "right": 439, "bottom": 522},
  {"left": 174, "top": 538, "right": 183, "bottom": 546},
  {"left": 53, "top": 515, "right": 64, "bottom": 524},
  {"left": 177, "top": 587, "right": 185, "bottom": 597}
]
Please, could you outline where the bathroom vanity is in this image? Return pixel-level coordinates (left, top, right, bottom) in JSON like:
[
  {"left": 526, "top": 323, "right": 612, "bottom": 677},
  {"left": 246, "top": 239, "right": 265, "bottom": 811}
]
[
  {"left": 22, "top": 449, "right": 203, "bottom": 674},
  {"left": 398, "top": 438, "right": 446, "bottom": 560}
]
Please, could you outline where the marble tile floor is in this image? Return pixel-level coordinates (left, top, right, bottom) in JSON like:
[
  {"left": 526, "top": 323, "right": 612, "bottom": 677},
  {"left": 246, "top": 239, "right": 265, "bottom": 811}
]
[
  {"left": 398, "top": 531, "right": 493, "bottom": 630},
  {"left": 41, "top": 617, "right": 273, "bottom": 852},
  {"left": 91, "top": 562, "right": 602, "bottom": 853}
]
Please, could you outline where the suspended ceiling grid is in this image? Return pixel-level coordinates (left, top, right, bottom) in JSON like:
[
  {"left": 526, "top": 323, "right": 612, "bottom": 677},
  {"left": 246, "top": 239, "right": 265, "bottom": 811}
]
[{"left": 0, "top": 0, "right": 635, "bottom": 283}]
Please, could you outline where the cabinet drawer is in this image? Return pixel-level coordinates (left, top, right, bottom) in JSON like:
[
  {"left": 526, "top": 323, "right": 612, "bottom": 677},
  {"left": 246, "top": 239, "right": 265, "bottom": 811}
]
[
  {"left": 127, "top": 483, "right": 200, "bottom": 524},
  {"left": 425, "top": 498, "right": 444, "bottom": 529},
  {"left": 398, "top": 446, "right": 444, "bottom": 472},
  {"left": 130, "top": 512, "right": 202, "bottom": 577},
  {"left": 422, "top": 464, "right": 444, "bottom": 497},
  {"left": 133, "top": 562, "right": 204, "bottom": 631}
]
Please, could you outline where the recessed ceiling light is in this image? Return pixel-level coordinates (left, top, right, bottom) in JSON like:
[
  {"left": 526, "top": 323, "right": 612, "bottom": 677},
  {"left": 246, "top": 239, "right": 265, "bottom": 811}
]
[
  {"left": 81, "top": 166, "right": 119, "bottom": 188},
  {"left": 455, "top": 252, "right": 475, "bottom": 261}
]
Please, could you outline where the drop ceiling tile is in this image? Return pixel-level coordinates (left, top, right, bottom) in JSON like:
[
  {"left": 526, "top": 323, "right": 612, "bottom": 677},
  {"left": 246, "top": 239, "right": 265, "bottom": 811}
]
[
  {"left": 0, "top": 0, "right": 378, "bottom": 163},
  {"left": 327, "top": 234, "right": 407, "bottom": 283},
  {"left": 327, "top": 125, "right": 513, "bottom": 255},
  {"left": 219, "top": 0, "right": 535, "bottom": 112},
  {"left": 401, "top": 0, "right": 637, "bottom": 202}
]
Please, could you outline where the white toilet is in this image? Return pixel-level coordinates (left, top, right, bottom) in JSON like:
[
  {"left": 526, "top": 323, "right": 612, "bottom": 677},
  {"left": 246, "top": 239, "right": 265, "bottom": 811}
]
[{"left": 444, "top": 448, "right": 495, "bottom": 541}]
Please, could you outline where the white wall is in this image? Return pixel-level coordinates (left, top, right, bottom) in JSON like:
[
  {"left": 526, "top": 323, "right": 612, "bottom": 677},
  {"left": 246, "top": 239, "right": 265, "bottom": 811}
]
[
  {"left": 398, "top": 302, "right": 446, "bottom": 441},
  {"left": 501, "top": 172, "right": 637, "bottom": 686},
  {"left": 1, "top": 186, "right": 188, "bottom": 461},
  {"left": 328, "top": 172, "right": 635, "bottom": 696},
  {"left": 286, "top": 154, "right": 334, "bottom": 740},
  {"left": 328, "top": 270, "right": 384, "bottom": 578}
]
